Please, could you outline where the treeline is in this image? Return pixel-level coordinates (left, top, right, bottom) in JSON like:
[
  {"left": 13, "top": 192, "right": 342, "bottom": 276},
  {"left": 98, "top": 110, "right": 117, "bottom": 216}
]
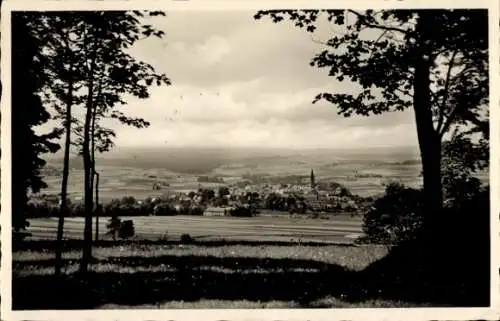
[{"left": 25, "top": 195, "right": 256, "bottom": 218}]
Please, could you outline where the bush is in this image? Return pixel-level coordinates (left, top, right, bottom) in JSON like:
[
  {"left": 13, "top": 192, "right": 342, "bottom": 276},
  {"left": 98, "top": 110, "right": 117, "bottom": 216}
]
[
  {"left": 361, "top": 182, "right": 424, "bottom": 245},
  {"left": 229, "top": 206, "right": 253, "bottom": 217},
  {"left": 104, "top": 199, "right": 122, "bottom": 217},
  {"left": 359, "top": 184, "right": 490, "bottom": 305},
  {"left": 120, "top": 196, "right": 137, "bottom": 206},
  {"left": 180, "top": 233, "right": 194, "bottom": 244},
  {"left": 118, "top": 220, "right": 135, "bottom": 239},
  {"left": 105, "top": 216, "right": 135, "bottom": 239},
  {"left": 153, "top": 202, "right": 177, "bottom": 216},
  {"left": 106, "top": 216, "right": 122, "bottom": 240},
  {"left": 339, "top": 186, "right": 352, "bottom": 197},
  {"left": 69, "top": 202, "right": 85, "bottom": 217}
]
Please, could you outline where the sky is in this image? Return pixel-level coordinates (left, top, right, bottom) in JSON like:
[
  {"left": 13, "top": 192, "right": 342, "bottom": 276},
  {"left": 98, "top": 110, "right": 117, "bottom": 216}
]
[{"left": 46, "top": 11, "right": 419, "bottom": 150}]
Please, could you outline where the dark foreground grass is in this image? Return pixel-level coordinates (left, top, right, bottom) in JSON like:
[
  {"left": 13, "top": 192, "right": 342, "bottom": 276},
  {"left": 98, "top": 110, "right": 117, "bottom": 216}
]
[
  {"left": 12, "top": 241, "right": 398, "bottom": 309},
  {"left": 12, "top": 239, "right": 488, "bottom": 309}
]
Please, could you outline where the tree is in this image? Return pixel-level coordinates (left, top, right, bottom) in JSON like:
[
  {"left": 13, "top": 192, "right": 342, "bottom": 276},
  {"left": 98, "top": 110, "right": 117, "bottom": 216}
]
[
  {"left": 31, "top": 13, "right": 88, "bottom": 276},
  {"left": 38, "top": 11, "right": 171, "bottom": 273},
  {"left": 361, "top": 182, "right": 424, "bottom": 245},
  {"left": 200, "top": 189, "right": 216, "bottom": 203},
  {"left": 254, "top": 10, "right": 488, "bottom": 237},
  {"left": 441, "top": 132, "right": 488, "bottom": 209},
  {"left": 11, "top": 13, "right": 62, "bottom": 233},
  {"left": 218, "top": 186, "right": 230, "bottom": 197}
]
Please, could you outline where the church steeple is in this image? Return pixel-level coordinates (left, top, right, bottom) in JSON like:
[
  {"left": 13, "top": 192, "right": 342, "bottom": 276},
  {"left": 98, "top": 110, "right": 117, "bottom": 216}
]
[{"left": 310, "top": 169, "right": 315, "bottom": 188}]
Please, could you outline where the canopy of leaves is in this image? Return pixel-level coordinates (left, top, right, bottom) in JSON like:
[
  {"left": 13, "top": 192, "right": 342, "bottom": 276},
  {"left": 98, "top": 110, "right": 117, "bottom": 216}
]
[
  {"left": 11, "top": 13, "right": 62, "bottom": 230},
  {"left": 254, "top": 10, "right": 488, "bottom": 138},
  {"left": 361, "top": 182, "right": 424, "bottom": 245},
  {"left": 33, "top": 11, "right": 171, "bottom": 155}
]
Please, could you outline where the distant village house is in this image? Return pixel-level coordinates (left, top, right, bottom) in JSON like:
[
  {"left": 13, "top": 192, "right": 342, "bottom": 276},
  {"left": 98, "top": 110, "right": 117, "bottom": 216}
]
[{"left": 203, "top": 207, "right": 234, "bottom": 217}]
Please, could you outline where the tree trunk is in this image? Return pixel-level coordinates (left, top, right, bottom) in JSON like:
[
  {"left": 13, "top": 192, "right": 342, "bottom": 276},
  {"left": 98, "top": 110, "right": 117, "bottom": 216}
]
[
  {"left": 80, "top": 116, "right": 94, "bottom": 272},
  {"left": 95, "top": 171, "right": 100, "bottom": 241},
  {"left": 55, "top": 75, "right": 74, "bottom": 276},
  {"left": 79, "top": 55, "right": 97, "bottom": 274},
  {"left": 91, "top": 82, "right": 102, "bottom": 241},
  {"left": 90, "top": 98, "right": 96, "bottom": 237},
  {"left": 80, "top": 94, "right": 94, "bottom": 273},
  {"left": 412, "top": 12, "right": 443, "bottom": 244}
]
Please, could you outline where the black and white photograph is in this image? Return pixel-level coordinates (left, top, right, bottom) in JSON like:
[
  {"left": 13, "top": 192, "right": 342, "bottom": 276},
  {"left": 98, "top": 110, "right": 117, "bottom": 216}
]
[{"left": 1, "top": 0, "right": 499, "bottom": 319}]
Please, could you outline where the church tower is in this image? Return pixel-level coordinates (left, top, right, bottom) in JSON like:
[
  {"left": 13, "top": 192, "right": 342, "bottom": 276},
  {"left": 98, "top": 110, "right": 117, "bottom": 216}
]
[{"left": 310, "top": 169, "right": 315, "bottom": 188}]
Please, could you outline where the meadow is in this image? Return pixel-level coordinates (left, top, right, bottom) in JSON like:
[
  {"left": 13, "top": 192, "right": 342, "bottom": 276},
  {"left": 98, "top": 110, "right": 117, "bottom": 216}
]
[
  {"left": 13, "top": 214, "right": 446, "bottom": 309},
  {"left": 24, "top": 215, "right": 364, "bottom": 243},
  {"left": 15, "top": 147, "right": 482, "bottom": 309},
  {"left": 14, "top": 239, "right": 438, "bottom": 309}
]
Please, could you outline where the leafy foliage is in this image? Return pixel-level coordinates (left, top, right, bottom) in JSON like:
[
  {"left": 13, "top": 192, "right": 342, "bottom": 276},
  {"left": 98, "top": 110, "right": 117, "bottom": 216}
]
[
  {"left": 254, "top": 10, "right": 487, "bottom": 134},
  {"left": 118, "top": 220, "right": 135, "bottom": 239},
  {"left": 11, "top": 13, "right": 62, "bottom": 231},
  {"left": 180, "top": 233, "right": 194, "bottom": 244},
  {"left": 255, "top": 10, "right": 488, "bottom": 220},
  {"left": 26, "top": 11, "right": 172, "bottom": 271},
  {"left": 360, "top": 182, "right": 424, "bottom": 245},
  {"left": 35, "top": 11, "right": 171, "bottom": 156},
  {"left": 106, "top": 216, "right": 122, "bottom": 240},
  {"left": 229, "top": 206, "right": 254, "bottom": 217},
  {"left": 441, "top": 135, "right": 486, "bottom": 208}
]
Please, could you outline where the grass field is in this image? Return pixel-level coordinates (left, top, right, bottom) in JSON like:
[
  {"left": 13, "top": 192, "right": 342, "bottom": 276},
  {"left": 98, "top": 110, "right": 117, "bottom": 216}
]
[
  {"left": 13, "top": 215, "right": 422, "bottom": 309},
  {"left": 25, "top": 215, "right": 364, "bottom": 243},
  {"left": 14, "top": 239, "right": 428, "bottom": 309},
  {"left": 18, "top": 147, "right": 467, "bottom": 309}
]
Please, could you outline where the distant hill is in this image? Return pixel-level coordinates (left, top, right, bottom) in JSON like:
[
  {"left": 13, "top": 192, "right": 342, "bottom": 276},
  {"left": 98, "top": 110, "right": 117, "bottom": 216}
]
[{"left": 46, "top": 146, "right": 421, "bottom": 174}]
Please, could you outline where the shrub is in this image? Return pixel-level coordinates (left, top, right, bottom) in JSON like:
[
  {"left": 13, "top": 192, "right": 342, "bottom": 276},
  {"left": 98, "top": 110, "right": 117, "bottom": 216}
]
[
  {"left": 118, "top": 220, "right": 135, "bottom": 239},
  {"left": 153, "top": 202, "right": 177, "bottom": 216},
  {"left": 189, "top": 206, "right": 204, "bottom": 216},
  {"left": 229, "top": 206, "right": 253, "bottom": 217},
  {"left": 13, "top": 230, "right": 32, "bottom": 242},
  {"left": 339, "top": 186, "right": 352, "bottom": 197},
  {"left": 104, "top": 199, "right": 122, "bottom": 217},
  {"left": 120, "top": 196, "right": 136, "bottom": 206},
  {"left": 180, "top": 233, "right": 194, "bottom": 244},
  {"left": 105, "top": 216, "right": 135, "bottom": 239},
  {"left": 361, "top": 182, "right": 424, "bottom": 245},
  {"left": 70, "top": 202, "right": 85, "bottom": 217},
  {"left": 106, "top": 216, "right": 122, "bottom": 240}
]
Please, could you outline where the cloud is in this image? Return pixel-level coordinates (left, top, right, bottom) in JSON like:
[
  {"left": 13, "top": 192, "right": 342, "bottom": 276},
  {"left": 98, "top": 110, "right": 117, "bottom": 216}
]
[
  {"left": 113, "top": 117, "right": 417, "bottom": 149},
  {"left": 38, "top": 12, "right": 420, "bottom": 150},
  {"left": 107, "top": 77, "right": 417, "bottom": 149},
  {"left": 115, "top": 76, "right": 414, "bottom": 126},
  {"left": 193, "top": 35, "right": 233, "bottom": 64}
]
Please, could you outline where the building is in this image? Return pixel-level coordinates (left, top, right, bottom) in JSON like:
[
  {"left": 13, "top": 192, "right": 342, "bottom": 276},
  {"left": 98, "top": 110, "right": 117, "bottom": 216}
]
[{"left": 203, "top": 207, "right": 231, "bottom": 216}]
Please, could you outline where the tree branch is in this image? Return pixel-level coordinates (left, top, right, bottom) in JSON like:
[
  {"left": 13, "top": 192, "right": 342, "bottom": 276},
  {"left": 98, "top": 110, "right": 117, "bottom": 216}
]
[
  {"left": 395, "top": 86, "right": 413, "bottom": 98},
  {"left": 347, "top": 10, "right": 409, "bottom": 34},
  {"left": 437, "top": 49, "right": 458, "bottom": 134},
  {"left": 439, "top": 104, "right": 462, "bottom": 139}
]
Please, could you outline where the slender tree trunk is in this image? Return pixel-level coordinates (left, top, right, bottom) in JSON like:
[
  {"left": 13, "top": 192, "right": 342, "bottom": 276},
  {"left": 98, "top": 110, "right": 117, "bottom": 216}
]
[
  {"left": 95, "top": 171, "right": 100, "bottom": 241},
  {"left": 90, "top": 83, "right": 102, "bottom": 241},
  {"left": 79, "top": 35, "right": 98, "bottom": 273},
  {"left": 55, "top": 75, "right": 74, "bottom": 276},
  {"left": 90, "top": 97, "right": 96, "bottom": 233},
  {"left": 80, "top": 88, "right": 94, "bottom": 273},
  {"left": 412, "top": 12, "right": 443, "bottom": 244}
]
